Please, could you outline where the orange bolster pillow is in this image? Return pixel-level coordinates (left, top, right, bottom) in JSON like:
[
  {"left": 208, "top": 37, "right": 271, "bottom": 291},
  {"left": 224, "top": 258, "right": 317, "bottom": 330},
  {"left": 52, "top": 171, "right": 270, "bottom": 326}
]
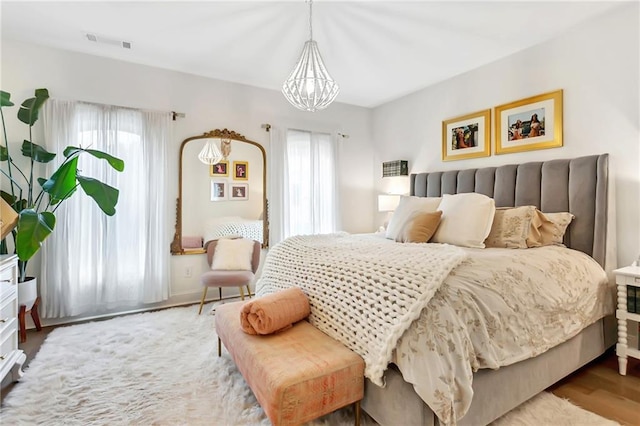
[{"left": 240, "top": 287, "right": 310, "bottom": 335}]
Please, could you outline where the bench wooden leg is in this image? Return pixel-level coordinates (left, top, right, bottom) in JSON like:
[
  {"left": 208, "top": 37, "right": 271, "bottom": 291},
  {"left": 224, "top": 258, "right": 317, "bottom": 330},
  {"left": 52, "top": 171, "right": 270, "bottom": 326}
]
[
  {"left": 218, "top": 337, "right": 222, "bottom": 357},
  {"left": 354, "top": 400, "right": 361, "bottom": 426}
]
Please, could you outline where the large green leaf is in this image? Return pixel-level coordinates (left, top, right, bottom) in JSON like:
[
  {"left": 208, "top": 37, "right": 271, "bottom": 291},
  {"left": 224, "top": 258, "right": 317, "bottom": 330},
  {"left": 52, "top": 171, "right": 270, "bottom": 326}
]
[
  {"left": 42, "top": 156, "right": 78, "bottom": 201},
  {"left": 0, "top": 91, "right": 14, "bottom": 107},
  {"left": 21, "top": 140, "right": 56, "bottom": 163},
  {"left": 17, "top": 88, "right": 49, "bottom": 125},
  {"left": 77, "top": 175, "right": 119, "bottom": 216},
  {"left": 16, "top": 209, "right": 55, "bottom": 261},
  {"left": 0, "top": 145, "right": 7, "bottom": 161},
  {"left": 63, "top": 146, "right": 124, "bottom": 171}
]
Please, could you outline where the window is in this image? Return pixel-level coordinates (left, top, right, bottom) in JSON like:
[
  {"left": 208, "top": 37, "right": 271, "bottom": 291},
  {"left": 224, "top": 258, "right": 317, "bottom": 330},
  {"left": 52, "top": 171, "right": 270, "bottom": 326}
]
[
  {"left": 284, "top": 129, "right": 338, "bottom": 238},
  {"left": 41, "top": 100, "right": 170, "bottom": 318}
]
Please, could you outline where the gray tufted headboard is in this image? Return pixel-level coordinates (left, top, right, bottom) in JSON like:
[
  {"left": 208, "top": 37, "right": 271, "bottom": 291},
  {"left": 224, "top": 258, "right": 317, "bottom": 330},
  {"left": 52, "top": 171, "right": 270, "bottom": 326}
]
[{"left": 410, "top": 154, "right": 609, "bottom": 267}]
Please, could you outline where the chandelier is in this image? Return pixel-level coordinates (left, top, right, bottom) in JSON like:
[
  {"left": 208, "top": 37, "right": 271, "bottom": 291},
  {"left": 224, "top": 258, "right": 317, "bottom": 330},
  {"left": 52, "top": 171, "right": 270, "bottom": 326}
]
[
  {"left": 282, "top": 0, "right": 339, "bottom": 112},
  {"left": 198, "top": 139, "right": 224, "bottom": 165}
]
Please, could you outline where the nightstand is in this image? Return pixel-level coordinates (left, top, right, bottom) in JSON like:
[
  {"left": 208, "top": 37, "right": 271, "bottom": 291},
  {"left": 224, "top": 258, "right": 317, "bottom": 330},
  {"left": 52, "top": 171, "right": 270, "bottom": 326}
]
[{"left": 614, "top": 265, "right": 640, "bottom": 375}]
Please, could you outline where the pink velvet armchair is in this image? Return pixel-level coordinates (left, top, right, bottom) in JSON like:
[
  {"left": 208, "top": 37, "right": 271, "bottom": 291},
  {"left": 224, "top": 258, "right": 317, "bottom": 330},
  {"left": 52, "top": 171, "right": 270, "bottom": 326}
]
[{"left": 198, "top": 239, "right": 261, "bottom": 315}]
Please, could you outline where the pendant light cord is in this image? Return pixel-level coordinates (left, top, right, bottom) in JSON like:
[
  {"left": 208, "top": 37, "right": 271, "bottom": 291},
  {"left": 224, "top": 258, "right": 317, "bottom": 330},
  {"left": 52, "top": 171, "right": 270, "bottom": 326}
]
[{"left": 308, "top": 0, "right": 313, "bottom": 41}]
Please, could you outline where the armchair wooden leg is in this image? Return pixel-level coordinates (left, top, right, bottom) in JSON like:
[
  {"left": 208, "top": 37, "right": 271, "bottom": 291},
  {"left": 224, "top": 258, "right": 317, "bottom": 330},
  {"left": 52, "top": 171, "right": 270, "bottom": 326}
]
[
  {"left": 218, "top": 287, "right": 223, "bottom": 300},
  {"left": 239, "top": 286, "right": 245, "bottom": 301},
  {"left": 218, "top": 337, "right": 222, "bottom": 357},
  {"left": 198, "top": 287, "right": 208, "bottom": 315},
  {"left": 246, "top": 285, "right": 252, "bottom": 298},
  {"left": 354, "top": 400, "right": 361, "bottom": 426}
]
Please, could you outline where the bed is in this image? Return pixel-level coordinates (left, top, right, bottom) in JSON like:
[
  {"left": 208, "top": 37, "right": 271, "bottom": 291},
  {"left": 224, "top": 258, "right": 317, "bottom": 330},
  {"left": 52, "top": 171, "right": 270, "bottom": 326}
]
[
  {"left": 200, "top": 216, "right": 264, "bottom": 245},
  {"left": 256, "top": 154, "right": 615, "bottom": 425}
]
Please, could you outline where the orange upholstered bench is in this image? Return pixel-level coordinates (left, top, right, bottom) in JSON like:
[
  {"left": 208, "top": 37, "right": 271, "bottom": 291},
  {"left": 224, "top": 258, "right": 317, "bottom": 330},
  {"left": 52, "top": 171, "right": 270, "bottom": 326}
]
[{"left": 215, "top": 301, "right": 365, "bottom": 426}]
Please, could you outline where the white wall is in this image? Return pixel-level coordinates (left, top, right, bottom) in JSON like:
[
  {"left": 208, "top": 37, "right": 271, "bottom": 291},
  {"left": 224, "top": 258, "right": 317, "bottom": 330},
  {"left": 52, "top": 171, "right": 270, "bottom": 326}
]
[
  {"left": 1, "top": 39, "right": 374, "bottom": 321},
  {"left": 372, "top": 3, "right": 640, "bottom": 267}
]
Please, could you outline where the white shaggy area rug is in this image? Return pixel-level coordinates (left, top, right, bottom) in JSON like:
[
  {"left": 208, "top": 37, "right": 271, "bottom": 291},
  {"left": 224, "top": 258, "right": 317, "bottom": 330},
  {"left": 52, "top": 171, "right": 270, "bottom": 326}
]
[{"left": 1, "top": 303, "right": 619, "bottom": 426}]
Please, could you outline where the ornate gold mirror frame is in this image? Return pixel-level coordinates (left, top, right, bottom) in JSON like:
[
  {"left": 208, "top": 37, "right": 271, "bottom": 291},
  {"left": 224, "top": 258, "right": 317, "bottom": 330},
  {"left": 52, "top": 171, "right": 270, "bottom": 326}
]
[{"left": 170, "top": 129, "right": 268, "bottom": 255}]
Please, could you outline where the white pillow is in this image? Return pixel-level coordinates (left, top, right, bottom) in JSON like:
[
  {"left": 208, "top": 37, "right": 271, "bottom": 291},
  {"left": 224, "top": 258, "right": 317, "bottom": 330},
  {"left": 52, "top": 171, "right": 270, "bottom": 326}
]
[
  {"left": 385, "top": 196, "right": 442, "bottom": 240},
  {"left": 211, "top": 238, "right": 255, "bottom": 271},
  {"left": 431, "top": 193, "right": 496, "bottom": 248}
]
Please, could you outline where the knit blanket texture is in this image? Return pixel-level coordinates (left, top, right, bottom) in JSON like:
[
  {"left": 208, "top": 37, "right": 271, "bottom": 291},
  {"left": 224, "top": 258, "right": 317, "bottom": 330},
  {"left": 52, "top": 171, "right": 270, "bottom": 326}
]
[{"left": 255, "top": 233, "right": 467, "bottom": 385}]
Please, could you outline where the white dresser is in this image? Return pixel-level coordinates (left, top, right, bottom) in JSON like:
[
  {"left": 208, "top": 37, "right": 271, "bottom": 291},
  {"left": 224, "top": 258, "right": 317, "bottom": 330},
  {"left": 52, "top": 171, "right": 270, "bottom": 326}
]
[{"left": 0, "top": 254, "right": 26, "bottom": 383}]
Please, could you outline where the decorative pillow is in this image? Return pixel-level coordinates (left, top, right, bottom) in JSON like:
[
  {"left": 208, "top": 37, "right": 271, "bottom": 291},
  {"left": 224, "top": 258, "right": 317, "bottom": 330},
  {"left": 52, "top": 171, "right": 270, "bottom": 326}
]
[
  {"left": 537, "top": 211, "right": 575, "bottom": 246},
  {"left": 431, "top": 193, "right": 496, "bottom": 248},
  {"left": 211, "top": 238, "right": 255, "bottom": 271},
  {"left": 385, "top": 196, "right": 442, "bottom": 240},
  {"left": 396, "top": 210, "right": 443, "bottom": 243},
  {"left": 485, "top": 206, "right": 539, "bottom": 249}
]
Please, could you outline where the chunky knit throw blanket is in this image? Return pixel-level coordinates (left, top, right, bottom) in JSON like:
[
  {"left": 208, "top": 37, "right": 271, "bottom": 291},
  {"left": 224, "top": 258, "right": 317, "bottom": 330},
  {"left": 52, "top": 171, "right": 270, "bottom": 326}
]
[{"left": 255, "top": 233, "right": 467, "bottom": 386}]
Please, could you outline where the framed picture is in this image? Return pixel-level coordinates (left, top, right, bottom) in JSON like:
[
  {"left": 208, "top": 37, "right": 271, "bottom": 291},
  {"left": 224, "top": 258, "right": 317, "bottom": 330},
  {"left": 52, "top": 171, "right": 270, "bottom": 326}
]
[
  {"left": 210, "top": 180, "right": 227, "bottom": 201},
  {"left": 230, "top": 183, "right": 249, "bottom": 201},
  {"left": 209, "top": 160, "right": 229, "bottom": 177},
  {"left": 233, "top": 161, "right": 249, "bottom": 180},
  {"left": 442, "top": 109, "right": 491, "bottom": 161},
  {"left": 494, "top": 89, "right": 563, "bottom": 155}
]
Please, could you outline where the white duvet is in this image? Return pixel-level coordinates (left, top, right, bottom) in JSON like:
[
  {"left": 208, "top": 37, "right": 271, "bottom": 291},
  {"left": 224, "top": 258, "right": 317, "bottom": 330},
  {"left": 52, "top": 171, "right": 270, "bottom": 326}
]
[{"left": 393, "top": 245, "right": 613, "bottom": 424}]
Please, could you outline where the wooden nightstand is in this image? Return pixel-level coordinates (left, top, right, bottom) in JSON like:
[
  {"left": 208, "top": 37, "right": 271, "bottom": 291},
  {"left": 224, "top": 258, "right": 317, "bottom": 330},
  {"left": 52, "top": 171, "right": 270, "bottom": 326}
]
[{"left": 614, "top": 265, "right": 640, "bottom": 375}]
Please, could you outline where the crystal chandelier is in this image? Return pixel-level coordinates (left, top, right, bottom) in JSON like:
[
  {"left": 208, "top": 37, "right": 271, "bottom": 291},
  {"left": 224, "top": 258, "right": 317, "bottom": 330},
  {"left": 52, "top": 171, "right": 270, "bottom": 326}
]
[
  {"left": 282, "top": 0, "right": 339, "bottom": 112},
  {"left": 198, "top": 139, "right": 224, "bottom": 165}
]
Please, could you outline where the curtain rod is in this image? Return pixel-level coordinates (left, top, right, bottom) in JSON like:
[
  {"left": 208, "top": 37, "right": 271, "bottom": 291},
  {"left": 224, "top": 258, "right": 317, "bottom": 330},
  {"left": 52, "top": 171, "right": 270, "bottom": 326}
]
[
  {"left": 261, "top": 123, "right": 349, "bottom": 138},
  {"left": 54, "top": 98, "right": 186, "bottom": 121}
]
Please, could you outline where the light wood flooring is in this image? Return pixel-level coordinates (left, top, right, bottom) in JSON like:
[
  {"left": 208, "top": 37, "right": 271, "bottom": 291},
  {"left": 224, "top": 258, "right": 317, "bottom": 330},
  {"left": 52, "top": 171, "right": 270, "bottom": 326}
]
[
  {"left": 3, "top": 326, "right": 640, "bottom": 425},
  {"left": 550, "top": 352, "right": 640, "bottom": 425}
]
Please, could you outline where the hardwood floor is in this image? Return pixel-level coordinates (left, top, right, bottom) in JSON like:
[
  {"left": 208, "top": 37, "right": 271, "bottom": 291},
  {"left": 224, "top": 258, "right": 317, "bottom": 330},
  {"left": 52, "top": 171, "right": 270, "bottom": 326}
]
[
  {"left": 3, "top": 326, "right": 640, "bottom": 425},
  {"left": 550, "top": 351, "right": 640, "bottom": 426}
]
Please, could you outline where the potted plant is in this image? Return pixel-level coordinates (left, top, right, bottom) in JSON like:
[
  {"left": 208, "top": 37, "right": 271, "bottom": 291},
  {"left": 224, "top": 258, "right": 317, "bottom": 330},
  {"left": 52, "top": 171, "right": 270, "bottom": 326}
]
[{"left": 0, "top": 88, "right": 124, "bottom": 313}]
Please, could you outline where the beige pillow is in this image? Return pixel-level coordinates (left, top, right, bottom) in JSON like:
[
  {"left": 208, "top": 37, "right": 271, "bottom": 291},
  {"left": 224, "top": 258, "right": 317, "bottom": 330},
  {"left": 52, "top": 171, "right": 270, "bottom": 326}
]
[
  {"left": 211, "top": 238, "right": 254, "bottom": 271},
  {"left": 431, "top": 193, "right": 496, "bottom": 248},
  {"left": 485, "top": 206, "right": 539, "bottom": 249},
  {"left": 537, "top": 211, "right": 575, "bottom": 246},
  {"left": 385, "top": 196, "right": 442, "bottom": 240},
  {"left": 396, "top": 211, "right": 443, "bottom": 243}
]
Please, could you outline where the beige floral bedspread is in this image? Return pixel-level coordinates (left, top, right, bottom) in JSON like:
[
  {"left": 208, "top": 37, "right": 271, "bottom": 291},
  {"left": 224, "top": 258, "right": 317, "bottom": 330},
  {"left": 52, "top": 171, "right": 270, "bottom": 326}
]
[{"left": 392, "top": 245, "right": 613, "bottom": 425}]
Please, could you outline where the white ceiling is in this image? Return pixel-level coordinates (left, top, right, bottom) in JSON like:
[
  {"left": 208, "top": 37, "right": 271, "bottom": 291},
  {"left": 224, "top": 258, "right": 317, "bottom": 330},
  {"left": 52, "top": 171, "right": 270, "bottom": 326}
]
[{"left": 0, "top": 1, "right": 623, "bottom": 108}]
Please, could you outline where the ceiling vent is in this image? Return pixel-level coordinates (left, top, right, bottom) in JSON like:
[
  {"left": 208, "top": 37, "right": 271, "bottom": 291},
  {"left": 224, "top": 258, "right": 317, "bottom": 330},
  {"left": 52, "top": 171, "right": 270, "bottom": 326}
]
[{"left": 85, "top": 33, "right": 131, "bottom": 49}]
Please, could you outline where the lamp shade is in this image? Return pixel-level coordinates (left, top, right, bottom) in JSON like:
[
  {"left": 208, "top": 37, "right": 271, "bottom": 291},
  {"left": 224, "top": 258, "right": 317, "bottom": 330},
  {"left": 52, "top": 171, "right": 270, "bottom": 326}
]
[
  {"left": 378, "top": 194, "right": 401, "bottom": 212},
  {"left": 282, "top": 40, "right": 339, "bottom": 112},
  {"left": 198, "top": 139, "right": 224, "bottom": 165}
]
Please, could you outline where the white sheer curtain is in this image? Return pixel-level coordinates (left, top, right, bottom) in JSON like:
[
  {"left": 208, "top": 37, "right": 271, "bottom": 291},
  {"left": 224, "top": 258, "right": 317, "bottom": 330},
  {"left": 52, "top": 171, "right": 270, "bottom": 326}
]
[
  {"left": 268, "top": 127, "right": 339, "bottom": 245},
  {"left": 41, "top": 100, "right": 171, "bottom": 318}
]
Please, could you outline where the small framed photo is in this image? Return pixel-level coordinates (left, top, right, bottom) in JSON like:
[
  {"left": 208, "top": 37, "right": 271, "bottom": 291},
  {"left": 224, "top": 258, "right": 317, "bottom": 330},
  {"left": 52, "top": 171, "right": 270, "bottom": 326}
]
[
  {"left": 233, "top": 161, "right": 249, "bottom": 180},
  {"left": 494, "top": 89, "right": 563, "bottom": 155},
  {"left": 230, "top": 183, "right": 249, "bottom": 201},
  {"left": 210, "top": 180, "right": 227, "bottom": 201},
  {"left": 209, "top": 160, "right": 229, "bottom": 177},
  {"left": 442, "top": 109, "right": 491, "bottom": 161}
]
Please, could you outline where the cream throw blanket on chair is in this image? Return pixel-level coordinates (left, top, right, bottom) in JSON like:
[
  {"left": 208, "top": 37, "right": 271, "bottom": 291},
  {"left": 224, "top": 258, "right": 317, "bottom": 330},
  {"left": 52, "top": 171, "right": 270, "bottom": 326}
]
[{"left": 256, "top": 233, "right": 467, "bottom": 385}]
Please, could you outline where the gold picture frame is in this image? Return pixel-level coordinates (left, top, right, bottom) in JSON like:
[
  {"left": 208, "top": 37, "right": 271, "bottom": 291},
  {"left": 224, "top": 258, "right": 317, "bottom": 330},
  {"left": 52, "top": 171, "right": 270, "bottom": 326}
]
[
  {"left": 494, "top": 89, "right": 563, "bottom": 155},
  {"left": 209, "top": 160, "right": 229, "bottom": 177},
  {"left": 442, "top": 109, "right": 491, "bottom": 161},
  {"left": 233, "top": 161, "right": 249, "bottom": 180}
]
